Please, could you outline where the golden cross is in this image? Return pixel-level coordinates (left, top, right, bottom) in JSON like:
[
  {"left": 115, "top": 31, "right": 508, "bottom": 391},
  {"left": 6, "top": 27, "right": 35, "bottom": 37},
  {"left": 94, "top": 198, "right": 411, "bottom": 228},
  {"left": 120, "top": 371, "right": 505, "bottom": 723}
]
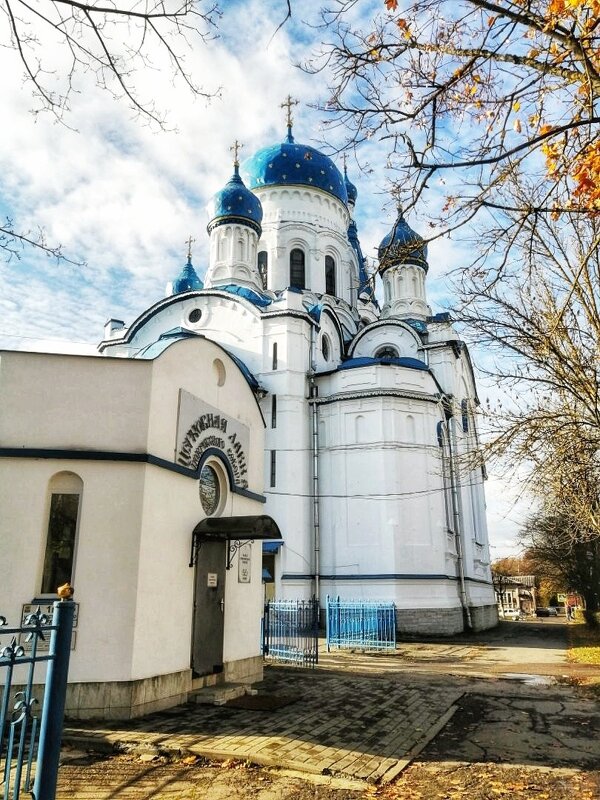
[
  {"left": 230, "top": 140, "right": 243, "bottom": 166},
  {"left": 281, "top": 95, "right": 299, "bottom": 128},
  {"left": 342, "top": 152, "right": 348, "bottom": 173},
  {"left": 186, "top": 236, "right": 195, "bottom": 261}
]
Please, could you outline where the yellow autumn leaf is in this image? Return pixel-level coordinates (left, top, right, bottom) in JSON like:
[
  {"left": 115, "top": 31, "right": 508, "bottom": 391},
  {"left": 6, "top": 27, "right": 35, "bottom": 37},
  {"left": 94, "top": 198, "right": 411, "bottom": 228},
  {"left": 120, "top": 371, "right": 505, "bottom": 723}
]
[{"left": 513, "top": 100, "right": 521, "bottom": 112}]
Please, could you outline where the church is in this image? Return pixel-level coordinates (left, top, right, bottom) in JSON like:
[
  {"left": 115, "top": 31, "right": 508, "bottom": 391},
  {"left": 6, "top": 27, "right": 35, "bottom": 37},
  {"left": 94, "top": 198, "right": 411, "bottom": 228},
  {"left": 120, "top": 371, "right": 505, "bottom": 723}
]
[
  {"left": 99, "top": 108, "right": 497, "bottom": 635},
  {"left": 0, "top": 107, "right": 496, "bottom": 719}
]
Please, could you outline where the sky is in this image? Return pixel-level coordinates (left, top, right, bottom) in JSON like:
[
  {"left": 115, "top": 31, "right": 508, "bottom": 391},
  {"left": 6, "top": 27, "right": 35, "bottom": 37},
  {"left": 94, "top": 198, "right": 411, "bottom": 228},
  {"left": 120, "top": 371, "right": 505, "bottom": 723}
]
[{"left": 0, "top": 0, "right": 527, "bottom": 559}]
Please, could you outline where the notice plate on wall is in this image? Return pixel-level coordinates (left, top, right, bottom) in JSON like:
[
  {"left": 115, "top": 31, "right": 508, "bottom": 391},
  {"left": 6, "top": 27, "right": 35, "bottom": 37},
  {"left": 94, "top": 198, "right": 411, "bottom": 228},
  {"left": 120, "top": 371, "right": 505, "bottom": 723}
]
[
  {"left": 238, "top": 543, "right": 251, "bottom": 584},
  {"left": 207, "top": 573, "right": 218, "bottom": 588}
]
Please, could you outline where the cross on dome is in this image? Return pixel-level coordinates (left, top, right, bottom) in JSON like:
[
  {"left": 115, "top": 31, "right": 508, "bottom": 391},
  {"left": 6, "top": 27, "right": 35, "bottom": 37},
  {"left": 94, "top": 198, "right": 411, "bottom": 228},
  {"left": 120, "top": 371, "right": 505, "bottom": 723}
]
[
  {"left": 281, "top": 95, "right": 299, "bottom": 142},
  {"left": 230, "top": 140, "right": 243, "bottom": 167},
  {"left": 185, "top": 235, "right": 195, "bottom": 262}
]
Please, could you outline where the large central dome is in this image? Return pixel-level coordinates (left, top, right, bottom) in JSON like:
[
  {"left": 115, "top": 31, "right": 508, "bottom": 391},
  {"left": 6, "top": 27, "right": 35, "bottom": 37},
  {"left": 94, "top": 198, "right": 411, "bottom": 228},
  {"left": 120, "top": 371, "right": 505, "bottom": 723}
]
[{"left": 241, "top": 134, "right": 348, "bottom": 205}]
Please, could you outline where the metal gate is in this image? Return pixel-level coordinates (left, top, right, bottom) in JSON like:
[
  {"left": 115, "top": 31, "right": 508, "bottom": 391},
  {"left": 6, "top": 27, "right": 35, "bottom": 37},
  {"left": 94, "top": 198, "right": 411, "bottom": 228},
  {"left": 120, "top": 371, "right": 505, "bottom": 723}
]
[
  {"left": 263, "top": 599, "right": 319, "bottom": 667},
  {"left": 326, "top": 596, "right": 396, "bottom": 652},
  {"left": 1, "top": 599, "right": 75, "bottom": 800}
]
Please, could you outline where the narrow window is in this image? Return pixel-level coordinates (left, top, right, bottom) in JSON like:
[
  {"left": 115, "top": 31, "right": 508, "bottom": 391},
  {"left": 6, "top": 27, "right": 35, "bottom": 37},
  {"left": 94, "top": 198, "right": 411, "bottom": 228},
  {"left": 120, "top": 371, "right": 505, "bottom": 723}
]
[
  {"left": 290, "top": 248, "right": 305, "bottom": 289},
  {"left": 461, "top": 399, "right": 469, "bottom": 432},
  {"left": 41, "top": 473, "right": 83, "bottom": 594},
  {"left": 271, "top": 395, "right": 277, "bottom": 429},
  {"left": 270, "top": 450, "right": 277, "bottom": 487},
  {"left": 321, "top": 335, "right": 330, "bottom": 362},
  {"left": 258, "top": 250, "right": 268, "bottom": 290},
  {"left": 272, "top": 342, "right": 278, "bottom": 370},
  {"left": 325, "top": 255, "right": 336, "bottom": 296},
  {"left": 436, "top": 422, "right": 454, "bottom": 534}
]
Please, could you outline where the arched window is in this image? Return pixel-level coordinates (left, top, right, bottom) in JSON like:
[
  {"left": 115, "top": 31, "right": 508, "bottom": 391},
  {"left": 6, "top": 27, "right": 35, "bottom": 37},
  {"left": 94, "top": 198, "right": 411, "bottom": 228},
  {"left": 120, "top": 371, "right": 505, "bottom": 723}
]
[
  {"left": 321, "top": 334, "right": 330, "bottom": 362},
  {"left": 325, "top": 255, "right": 336, "bottom": 296},
  {"left": 41, "top": 472, "right": 83, "bottom": 594},
  {"left": 461, "top": 399, "right": 469, "bottom": 432},
  {"left": 355, "top": 414, "right": 367, "bottom": 444},
  {"left": 290, "top": 249, "right": 305, "bottom": 289},
  {"left": 258, "top": 250, "right": 268, "bottom": 290},
  {"left": 375, "top": 346, "right": 399, "bottom": 360},
  {"left": 406, "top": 414, "right": 416, "bottom": 443}
]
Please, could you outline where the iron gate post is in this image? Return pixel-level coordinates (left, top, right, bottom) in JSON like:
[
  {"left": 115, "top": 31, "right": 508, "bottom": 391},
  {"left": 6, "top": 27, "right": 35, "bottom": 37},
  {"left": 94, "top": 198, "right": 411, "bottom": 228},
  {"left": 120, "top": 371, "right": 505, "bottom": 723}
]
[{"left": 32, "top": 599, "right": 74, "bottom": 800}]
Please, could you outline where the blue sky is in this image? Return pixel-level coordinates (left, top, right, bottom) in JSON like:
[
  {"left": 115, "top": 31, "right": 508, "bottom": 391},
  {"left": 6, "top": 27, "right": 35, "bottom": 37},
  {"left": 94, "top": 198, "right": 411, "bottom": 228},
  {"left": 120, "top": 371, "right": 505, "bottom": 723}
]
[{"left": 0, "top": 0, "right": 525, "bottom": 558}]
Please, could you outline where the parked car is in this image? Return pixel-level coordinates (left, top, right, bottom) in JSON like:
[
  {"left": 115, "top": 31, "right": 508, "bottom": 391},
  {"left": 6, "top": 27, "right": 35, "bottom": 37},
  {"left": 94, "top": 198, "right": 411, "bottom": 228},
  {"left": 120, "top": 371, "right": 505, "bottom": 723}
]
[
  {"left": 503, "top": 609, "right": 522, "bottom": 620},
  {"left": 536, "top": 607, "right": 558, "bottom": 617}
]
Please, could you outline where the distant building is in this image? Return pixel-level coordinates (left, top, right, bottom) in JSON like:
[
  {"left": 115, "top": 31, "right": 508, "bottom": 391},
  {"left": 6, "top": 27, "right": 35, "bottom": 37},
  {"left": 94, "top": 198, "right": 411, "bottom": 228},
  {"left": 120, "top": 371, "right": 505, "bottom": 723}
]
[{"left": 493, "top": 574, "right": 536, "bottom": 617}]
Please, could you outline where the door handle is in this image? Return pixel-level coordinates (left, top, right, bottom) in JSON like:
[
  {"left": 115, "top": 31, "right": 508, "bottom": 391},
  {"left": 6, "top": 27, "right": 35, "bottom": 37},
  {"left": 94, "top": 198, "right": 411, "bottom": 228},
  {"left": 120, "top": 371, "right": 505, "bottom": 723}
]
[{"left": 220, "top": 599, "right": 224, "bottom": 613}]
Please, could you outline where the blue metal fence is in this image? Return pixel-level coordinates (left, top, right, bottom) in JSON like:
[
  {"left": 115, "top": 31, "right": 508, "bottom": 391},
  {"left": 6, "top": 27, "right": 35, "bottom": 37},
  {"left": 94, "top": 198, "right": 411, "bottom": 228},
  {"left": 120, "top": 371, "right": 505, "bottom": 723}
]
[
  {"left": 263, "top": 599, "right": 319, "bottom": 667},
  {"left": 1, "top": 599, "right": 75, "bottom": 800},
  {"left": 326, "top": 596, "right": 396, "bottom": 652}
]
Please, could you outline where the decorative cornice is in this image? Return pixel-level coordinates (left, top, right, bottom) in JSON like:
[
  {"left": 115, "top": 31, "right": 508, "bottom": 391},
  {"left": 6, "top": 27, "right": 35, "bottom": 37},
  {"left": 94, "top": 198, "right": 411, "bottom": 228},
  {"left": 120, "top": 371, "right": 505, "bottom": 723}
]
[{"left": 309, "top": 387, "right": 441, "bottom": 406}]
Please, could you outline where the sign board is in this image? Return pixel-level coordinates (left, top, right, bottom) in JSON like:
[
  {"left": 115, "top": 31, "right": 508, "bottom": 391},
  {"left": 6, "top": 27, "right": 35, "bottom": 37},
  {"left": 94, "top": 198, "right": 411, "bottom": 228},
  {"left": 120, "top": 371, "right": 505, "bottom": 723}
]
[
  {"left": 176, "top": 390, "right": 250, "bottom": 489},
  {"left": 557, "top": 593, "right": 567, "bottom": 603},
  {"left": 207, "top": 573, "right": 218, "bottom": 588},
  {"left": 238, "top": 543, "right": 252, "bottom": 584},
  {"left": 19, "top": 601, "right": 79, "bottom": 652}
]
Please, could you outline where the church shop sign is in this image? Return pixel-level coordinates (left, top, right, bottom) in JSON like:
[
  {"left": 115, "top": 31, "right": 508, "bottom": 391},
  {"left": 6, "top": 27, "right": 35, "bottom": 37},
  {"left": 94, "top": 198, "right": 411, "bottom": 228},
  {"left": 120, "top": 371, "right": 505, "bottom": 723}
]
[{"left": 176, "top": 390, "right": 249, "bottom": 488}]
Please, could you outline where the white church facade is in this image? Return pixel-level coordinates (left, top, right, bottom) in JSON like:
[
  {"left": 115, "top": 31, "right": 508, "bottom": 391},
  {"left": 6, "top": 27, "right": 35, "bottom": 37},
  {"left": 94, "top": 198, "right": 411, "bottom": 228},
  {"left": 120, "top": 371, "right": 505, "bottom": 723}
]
[
  {"left": 0, "top": 113, "right": 497, "bottom": 719},
  {"left": 99, "top": 120, "right": 497, "bottom": 635}
]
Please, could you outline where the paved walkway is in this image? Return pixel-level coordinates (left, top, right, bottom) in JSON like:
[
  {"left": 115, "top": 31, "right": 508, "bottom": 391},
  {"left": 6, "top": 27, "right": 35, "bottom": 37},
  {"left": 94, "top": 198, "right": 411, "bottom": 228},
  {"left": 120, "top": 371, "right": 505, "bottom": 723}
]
[
  {"left": 62, "top": 621, "right": 600, "bottom": 786},
  {"left": 64, "top": 669, "right": 462, "bottom": 783}
]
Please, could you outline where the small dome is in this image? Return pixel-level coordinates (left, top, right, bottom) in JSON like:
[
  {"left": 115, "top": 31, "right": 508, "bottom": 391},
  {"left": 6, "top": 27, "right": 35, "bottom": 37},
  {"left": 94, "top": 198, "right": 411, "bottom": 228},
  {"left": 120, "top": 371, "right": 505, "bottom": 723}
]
[
  {"left": 241, "top": 132, "right": 348, "bottom": 205},
  {"left": 344, "top": 166, "right": 358, "bottom": 206},
  {"left": 172, "top": 257, "right": 203, "bottom": 294},
  {"left": 207, "top": 165, "right": 263, "bottom": 235},
  {"left": 378, "top": 207, "right": 428, "bottom": 271}
]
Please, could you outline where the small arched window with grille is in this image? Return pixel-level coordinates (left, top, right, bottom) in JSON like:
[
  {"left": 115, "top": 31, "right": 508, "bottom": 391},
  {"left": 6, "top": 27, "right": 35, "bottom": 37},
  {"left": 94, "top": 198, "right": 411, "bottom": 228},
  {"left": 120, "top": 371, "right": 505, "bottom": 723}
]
[
  {"left": 258, "top": 250, "right": 268, "bottom": 290},
  {"left": 290, "top": 248, "right": 305, "bottom": 290},
  {"left": 375, "top": 346, "right": 399, "bottom": 360},
  {"left": 325, "top": 255, "right": 336, "bottom": 296}
]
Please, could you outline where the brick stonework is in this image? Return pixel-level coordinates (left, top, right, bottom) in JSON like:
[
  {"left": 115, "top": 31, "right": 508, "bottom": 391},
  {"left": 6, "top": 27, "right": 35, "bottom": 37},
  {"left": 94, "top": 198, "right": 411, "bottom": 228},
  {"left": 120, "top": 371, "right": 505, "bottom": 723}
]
[
  {"left": 395, "top": 604, "right": 498, "bottom": 636},
  {"left": 395, "top": 607, "right": 465, "bottom": 636}
]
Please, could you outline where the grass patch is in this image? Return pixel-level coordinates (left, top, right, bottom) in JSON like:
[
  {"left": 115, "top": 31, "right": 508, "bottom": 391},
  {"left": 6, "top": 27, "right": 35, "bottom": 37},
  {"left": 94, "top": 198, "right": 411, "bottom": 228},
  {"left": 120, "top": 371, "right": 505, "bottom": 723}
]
[{"left": 567, "top": 621, "right": 600, "bottom": 665}]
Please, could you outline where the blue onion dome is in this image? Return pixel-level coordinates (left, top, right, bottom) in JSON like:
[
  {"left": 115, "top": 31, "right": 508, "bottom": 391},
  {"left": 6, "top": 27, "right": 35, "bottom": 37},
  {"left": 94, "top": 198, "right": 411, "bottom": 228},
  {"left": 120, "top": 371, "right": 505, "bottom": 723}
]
[
  {"left": 172, "top": 256, "right": 203, "bottom": 294},
  {"left": 207, "top": 163, "right": 263, "bottom": 235},
  {"left": 378, "top": 204, "right": 428, "bottom": 272},
  {"left": 241, "top": 130, "right": 348, "bottom": 205},
  {"left": 344, "top": 164, "right": 358, "bottom": 207}
]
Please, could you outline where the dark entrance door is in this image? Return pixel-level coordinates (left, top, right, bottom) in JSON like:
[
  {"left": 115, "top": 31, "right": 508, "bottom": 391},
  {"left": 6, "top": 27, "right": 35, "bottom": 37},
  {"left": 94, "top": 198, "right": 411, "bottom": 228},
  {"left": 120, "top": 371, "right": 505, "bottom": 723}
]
[{"left": 192, "top": 541, "right": 226, "bottom": 676}]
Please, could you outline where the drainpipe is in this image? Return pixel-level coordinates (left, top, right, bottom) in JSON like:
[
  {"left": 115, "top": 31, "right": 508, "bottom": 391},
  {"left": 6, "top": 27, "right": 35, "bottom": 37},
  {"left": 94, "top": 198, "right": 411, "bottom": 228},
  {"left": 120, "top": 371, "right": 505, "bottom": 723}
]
[
  {"left": 446, "top": 410, "right": 473, "bottom": 630},
  {"left": 310, "top": 385, "right": 321, "bottom": 611},
  {"left": 308, "top": 325, "right": 321, "bottom": 611}
]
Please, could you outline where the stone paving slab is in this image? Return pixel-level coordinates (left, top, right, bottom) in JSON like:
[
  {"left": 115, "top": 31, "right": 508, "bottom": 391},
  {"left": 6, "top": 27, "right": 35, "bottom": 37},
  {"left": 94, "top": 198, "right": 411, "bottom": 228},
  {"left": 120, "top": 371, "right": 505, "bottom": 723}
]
[{"left": 63, "top": 668, "right": 462, "bottom": 783}]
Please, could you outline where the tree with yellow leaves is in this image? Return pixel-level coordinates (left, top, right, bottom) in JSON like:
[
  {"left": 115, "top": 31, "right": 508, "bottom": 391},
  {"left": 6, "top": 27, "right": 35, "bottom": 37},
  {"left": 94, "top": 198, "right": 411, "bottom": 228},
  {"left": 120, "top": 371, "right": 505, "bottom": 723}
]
[{"left": 317, "top": 0, "right": 600, "bottom": 230}]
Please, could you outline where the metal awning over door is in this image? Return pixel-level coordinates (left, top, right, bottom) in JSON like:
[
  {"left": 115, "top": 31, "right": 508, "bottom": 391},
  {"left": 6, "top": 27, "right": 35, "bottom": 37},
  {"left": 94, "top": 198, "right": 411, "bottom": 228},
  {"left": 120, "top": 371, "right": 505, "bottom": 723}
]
[{"left": 189, "top": 515, "right": 282, "bottom": 569}]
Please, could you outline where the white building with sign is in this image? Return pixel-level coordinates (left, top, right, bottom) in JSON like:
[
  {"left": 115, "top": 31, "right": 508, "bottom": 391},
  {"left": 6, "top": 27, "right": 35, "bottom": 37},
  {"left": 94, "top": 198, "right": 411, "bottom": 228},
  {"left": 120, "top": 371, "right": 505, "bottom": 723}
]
[
  {"left": 98, "top": 117, "right": 496, "bottom": 636},
  {"left": 0, "top": 337, "right": 277, "bottom": 718}
]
